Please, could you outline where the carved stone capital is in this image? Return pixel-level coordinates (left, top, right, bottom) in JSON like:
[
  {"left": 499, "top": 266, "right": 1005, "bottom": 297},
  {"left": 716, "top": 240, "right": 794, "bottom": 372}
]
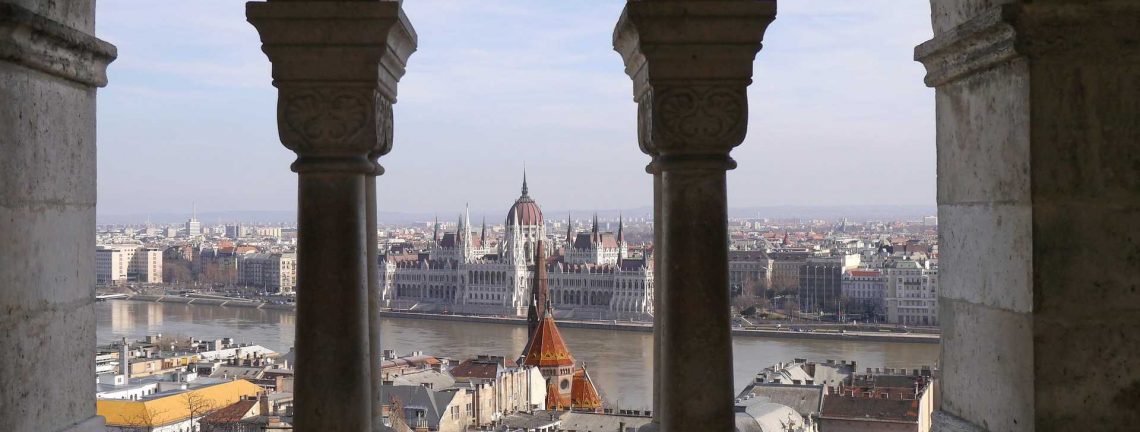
[
  {"left": 638, "top": 84, "right": 748, "bottom": 170},
  {"left": 276, "top": 86, "right": 391, "bottom": 173},
  {"left": 615, "top": 1, "right": 775, "bottom": 171},
  {"left": 915, "top": 2, "right": 1140, "bottom": 87},
  {"left": 248, "top": 1, "right": 416, "bottom": 174},
  {"left": 0, "top": 4, "right": 117, "bottom": 87}
]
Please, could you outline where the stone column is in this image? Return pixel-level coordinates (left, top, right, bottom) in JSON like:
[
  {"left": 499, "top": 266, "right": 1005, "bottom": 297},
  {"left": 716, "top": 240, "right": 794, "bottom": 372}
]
[
  {"left": 0, "top": 3, "right": 115, "bottom": 432},
  {"left": 366, "top": 152, "right": 385, "bottom": 431},
  {"left": 916, "top": 2, "right": 1140, "bottom": 431},
  {"left": 247, "top": 2, "right": 415, "bottom": 431},
  {"left": 614, "top": 2, "right": 775, "bottom": 431}
]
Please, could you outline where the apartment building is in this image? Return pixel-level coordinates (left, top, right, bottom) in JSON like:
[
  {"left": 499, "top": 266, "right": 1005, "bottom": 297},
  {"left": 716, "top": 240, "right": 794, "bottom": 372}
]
[{"left": 96, "top": 244, "right": 163, "bottom": 285}]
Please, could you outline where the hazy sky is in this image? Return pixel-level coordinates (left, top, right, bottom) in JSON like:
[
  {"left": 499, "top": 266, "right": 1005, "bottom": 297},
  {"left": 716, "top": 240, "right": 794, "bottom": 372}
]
[{"left": 95, "top": 0, "right": 935, "bottom": 217}]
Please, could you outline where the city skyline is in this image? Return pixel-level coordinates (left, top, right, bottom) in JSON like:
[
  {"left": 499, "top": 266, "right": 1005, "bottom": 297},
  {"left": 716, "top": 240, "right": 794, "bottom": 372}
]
[{"left": 95, "top": 0, "right": 935, "bottom": 216}]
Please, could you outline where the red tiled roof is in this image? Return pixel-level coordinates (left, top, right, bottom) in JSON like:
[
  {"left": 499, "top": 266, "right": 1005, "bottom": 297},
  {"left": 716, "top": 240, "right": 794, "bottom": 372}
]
[
  {"left": 571, "top": 368, "right": 603, "bottom": 410},
  {"left": 450, "top": 359, "right": 501, "bottom": 380},
  {"left": 521, "top": 313, "right": 575, "bottom": 368},
  {"left": 821, "top": 394, "right": 920, "bottom": 422},
  {"left": 547, "top": 381, "right": 570, "bottom": 410},
  {"left": 200, "top": 399, "right": 258, "bottom": 424}
]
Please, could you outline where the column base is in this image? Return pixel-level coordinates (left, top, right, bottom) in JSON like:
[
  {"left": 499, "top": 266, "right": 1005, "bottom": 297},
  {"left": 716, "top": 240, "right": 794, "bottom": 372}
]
[
  {"left": 58, "top": 416, "right": 105, "bottom": 432},
  {"left": 933, "top": 411, "right": 987, "bottom": 432}
]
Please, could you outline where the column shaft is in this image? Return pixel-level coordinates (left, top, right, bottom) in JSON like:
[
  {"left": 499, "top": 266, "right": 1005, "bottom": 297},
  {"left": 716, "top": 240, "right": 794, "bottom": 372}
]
[
  {"left": 294, "top": 173, "right": 372, "bottom": 431},
  {"left": 650, "top": 169, "right": 663, "bottom": 422},
  {"left": 658, "top": 168, "right": 733, "bottom": 430},
  {"left": 366, "top": 175, "right": 384, "bottom": 431},
  {"left": 0, "top": 4, "right": 115, "bottom": 432}
]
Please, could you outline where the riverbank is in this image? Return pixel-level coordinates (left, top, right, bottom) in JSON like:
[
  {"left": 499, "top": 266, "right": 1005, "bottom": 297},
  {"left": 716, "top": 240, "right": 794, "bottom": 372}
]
[{"left": 116, "top": 295, "right": 939, "bottom": 344}]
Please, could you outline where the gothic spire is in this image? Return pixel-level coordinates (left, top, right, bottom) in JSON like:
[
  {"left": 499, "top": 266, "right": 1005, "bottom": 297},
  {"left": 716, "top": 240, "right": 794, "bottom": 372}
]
[
  {"left": 463, "top": 203, "right": 472, "bottom": 252},
  {"left": 481, "top": 216, "right": 486, "bottom": 246},
  {"left": 433, "top": 214, "right": 439, "bottom": 242},
  {"left": 566, "top": 212, "right": 574, "bottom": 244},
  {"left": 592, "top": 213, "right": 599, "bottom": 243},
  {"left": 521, "top": 166, "right": 529, "bottom": 197}
]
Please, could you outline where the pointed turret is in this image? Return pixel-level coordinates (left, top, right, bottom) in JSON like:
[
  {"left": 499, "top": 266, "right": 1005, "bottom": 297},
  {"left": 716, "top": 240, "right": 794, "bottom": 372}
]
[
  {"left": 433, "top": 215, "right": 439, "bottom": 242},
  {"left": 617, "top": 213, "right": 624, "bottom": 243},
  {"left": 566, "top": 212, "right": 574, "bottom": 245},
  {"left": 521, "top": 167, "right": 529, "bottom": 197},
  {"left": 462, "top": 204, "right": 472, "bottom": 258},
  {"left": 480, "top": 216, "right": 486, "bottom": 247},
  {"left": 520, "top": 301, "right": 574, "bottom": 370},
  {"left": 591, "top": 213, "right": 599, "bottom": 244}
]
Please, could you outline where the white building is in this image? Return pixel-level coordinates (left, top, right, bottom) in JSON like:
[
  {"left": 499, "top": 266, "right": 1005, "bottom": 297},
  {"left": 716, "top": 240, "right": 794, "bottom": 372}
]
[
  {"left": 883, "top": 259, "right": 939, "bottom": 326},
  {"left": 237, "top": 252, "right": 297, "bottom": 294},
  {"left": 841, "top": 269, "right": 886, "bottom": 320},
  {"left": 380, "top": 177, "right": 654, "bottom": 320},
  {"left": 96, "top": 244, "right": 163, "bottom": 285}
]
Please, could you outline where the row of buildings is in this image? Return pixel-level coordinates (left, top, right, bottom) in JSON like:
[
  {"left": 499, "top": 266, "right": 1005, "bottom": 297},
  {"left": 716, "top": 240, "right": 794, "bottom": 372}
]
[
  {"left": 732, "top": 358, "right": 937, "bottom": 432},
  {"left": 96, "top": 242, "right": 298, "bottom": 294}
]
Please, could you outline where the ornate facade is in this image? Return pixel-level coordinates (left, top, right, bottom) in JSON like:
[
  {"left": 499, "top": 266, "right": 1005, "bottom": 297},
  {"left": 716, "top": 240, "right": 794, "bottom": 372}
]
[{"left": 379, "top": 178, "right": 654, "bottom": 320}]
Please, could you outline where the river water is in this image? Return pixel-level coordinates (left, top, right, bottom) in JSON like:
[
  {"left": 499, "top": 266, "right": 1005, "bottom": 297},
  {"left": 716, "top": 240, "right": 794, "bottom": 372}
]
[{"left": 97, "top": 300, "right": 938, "bottom": 409}]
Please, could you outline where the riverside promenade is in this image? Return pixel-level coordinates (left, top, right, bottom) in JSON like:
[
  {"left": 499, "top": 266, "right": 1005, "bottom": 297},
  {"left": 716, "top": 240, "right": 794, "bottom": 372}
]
[{"left": 117, "top": 295, "right": 939, "bottom": 344}]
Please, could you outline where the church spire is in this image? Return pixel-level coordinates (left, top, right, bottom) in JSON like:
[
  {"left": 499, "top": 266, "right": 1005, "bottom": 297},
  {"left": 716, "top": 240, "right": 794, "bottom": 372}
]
[
  {"left": 617, "top": 213, "right": 624, "bottom": 243},
  {"left": 526, "top": 240, "right": 548, "bottom": 342},
  {"left": 592, "top": 213, "right": 599, "bottom": 243},
  {"left": 566, "top": 212, "right": 574, "bottom": 244}
]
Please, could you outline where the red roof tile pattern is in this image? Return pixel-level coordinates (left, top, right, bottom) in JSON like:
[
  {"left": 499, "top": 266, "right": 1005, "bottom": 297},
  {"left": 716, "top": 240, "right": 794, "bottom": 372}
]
[
  {"left": 200, "top": 399, "right": 258, "bottom": 424},
  {"left": 450, "top": 359, "right": 502, "bottom": 380},
  {"left": 521, "top": 313, "right": 575, "bottom": 368},
  {"left": 571, "top": 368, "right": 603, "bottom": 410},
  {"left": 547, "top": 381, "right": 570, "bottom": 409}
]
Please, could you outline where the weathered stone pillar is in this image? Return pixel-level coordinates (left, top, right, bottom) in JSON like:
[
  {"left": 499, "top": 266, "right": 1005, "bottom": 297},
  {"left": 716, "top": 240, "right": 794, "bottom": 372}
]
[
  {"left": 614, "top": 2, "right": 775, "bottom": 430},
  {"left": 0, "top": 2, "right": 115, "bottom": 431},
  {"left": 366, "top": 155, "right": 385, "bottom": 431},
  {"left": 916, "top": 2, "right": 1140, "bottom": 431},
  {"left": 247, "top": 2, "right": 415, "bottom": 430}
]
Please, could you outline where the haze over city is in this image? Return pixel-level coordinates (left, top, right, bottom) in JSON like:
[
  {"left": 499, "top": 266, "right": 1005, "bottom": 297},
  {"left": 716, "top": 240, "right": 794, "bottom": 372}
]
[{"left": 95, "top": 0, "right": 935, "bottom": 218}]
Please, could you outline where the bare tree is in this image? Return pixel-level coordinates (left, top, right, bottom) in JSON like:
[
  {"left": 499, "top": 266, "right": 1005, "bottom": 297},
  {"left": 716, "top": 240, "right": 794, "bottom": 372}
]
[
  {"left": 122, "top": 407, "right": 164, "bottom": 432},
  {"left": 164, "top": 260, "right": 192, "bottom": 284},
  {"left": 182, "top": 392, "right": 216, "bottom": 432}
]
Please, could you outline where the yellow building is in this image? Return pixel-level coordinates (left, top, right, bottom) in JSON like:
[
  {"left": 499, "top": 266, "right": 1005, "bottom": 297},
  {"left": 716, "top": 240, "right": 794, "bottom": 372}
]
[{"left": 98, "top": 379, "right": 263, "bottom": 431}]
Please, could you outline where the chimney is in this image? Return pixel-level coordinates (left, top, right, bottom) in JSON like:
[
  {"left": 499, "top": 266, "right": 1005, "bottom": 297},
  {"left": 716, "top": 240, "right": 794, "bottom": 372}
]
[
  {"left": 259, "top": 392, "right": 270, "bottom": 415},
  {"left": 120, "top": 337, "right": 130, "bottom": 378}
]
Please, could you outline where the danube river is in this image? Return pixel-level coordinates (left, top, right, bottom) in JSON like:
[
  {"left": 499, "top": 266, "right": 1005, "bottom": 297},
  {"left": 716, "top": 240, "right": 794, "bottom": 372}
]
[{"left": 97, "top": 300, "right": 938, "bottom": 409}]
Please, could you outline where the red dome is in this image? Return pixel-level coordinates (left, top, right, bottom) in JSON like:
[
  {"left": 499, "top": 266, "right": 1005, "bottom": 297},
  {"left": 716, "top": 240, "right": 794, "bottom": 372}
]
[
  {"left": 507, "top": 197, "right": 543, "bottom": 226},
  {"left": 506, "top": 174, "right": 543, "bottom": 226}
]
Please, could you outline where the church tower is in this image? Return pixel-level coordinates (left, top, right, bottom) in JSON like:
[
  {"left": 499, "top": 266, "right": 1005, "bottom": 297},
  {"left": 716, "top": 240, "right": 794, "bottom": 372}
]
[{"left": 526, "top": 240, "right": 549, "bottom": 340}]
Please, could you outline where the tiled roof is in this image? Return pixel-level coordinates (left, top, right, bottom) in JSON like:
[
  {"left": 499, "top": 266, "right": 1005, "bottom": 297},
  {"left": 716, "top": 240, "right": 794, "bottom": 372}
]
[
  {"left": 450, "top": 359, "right": 502, "bottom": 380},
  {"left": 521, "top": 313, "right": 575, "bottom": 368},
  {"left": 820, "top": 394, "right": 920, "bottom": 423},
  {"left": 200, "top": 399, "right": 258, "bottom": 424},
  {"left": 571, "top": 368, "right": 603, "bottom": 410}
]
